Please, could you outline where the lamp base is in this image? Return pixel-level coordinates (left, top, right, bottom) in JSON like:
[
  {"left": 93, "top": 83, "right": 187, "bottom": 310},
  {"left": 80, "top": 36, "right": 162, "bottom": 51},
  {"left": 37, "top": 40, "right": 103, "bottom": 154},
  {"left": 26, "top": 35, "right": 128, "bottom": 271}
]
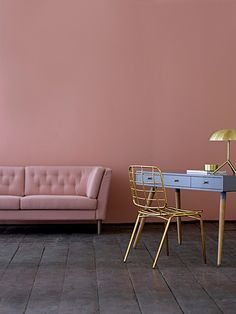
[{"left": 213, "top": 160, "right": 236, "bottom": 175}]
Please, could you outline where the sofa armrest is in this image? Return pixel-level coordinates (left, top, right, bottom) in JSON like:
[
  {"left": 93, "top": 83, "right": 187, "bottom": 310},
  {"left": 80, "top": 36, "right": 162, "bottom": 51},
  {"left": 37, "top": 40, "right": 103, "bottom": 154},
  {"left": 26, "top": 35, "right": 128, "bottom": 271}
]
[{"left": 95, "top": 168, "right": 112, "bottom": 220}]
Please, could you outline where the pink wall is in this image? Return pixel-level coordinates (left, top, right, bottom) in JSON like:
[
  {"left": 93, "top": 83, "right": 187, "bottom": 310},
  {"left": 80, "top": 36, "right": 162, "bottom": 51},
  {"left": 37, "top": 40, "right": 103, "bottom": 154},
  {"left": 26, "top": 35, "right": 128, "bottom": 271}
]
[{"left": 1, "top": 0, "right": 236, "bottom": 222}]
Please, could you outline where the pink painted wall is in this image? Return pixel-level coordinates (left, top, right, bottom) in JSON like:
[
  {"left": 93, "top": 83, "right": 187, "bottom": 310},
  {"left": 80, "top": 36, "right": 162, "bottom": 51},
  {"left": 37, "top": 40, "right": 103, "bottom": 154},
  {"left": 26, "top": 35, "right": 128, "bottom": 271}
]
[{"left": 1, "top": 0, "right": 236, "bottom": 222}]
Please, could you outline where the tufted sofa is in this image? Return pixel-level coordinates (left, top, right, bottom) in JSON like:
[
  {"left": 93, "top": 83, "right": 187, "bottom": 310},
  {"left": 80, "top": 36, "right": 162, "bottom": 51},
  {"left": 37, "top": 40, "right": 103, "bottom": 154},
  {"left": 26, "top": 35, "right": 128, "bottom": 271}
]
[{"left": 0, "top": 166, "right": 112, "bottom": 234}]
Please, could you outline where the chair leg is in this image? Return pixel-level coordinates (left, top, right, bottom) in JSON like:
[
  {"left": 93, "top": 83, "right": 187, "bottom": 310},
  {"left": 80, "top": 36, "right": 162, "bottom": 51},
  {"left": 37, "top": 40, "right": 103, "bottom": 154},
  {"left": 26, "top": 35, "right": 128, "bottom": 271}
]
[
  {"left": 133, "top": 187, "right": 155, "bottom": 248},
  {"left": 177, "top": 217, "right": 182, "bottom": 245},
  {"left": 152, "top": 218, "right": 171, "bottom": 268},
  {"left": 199, "top": 216, "right": 207, "bottom": 263},
  {"left": 165, "top": 222, "right": 169, "bottom": 256},
  {"left": 123, "top": 214, "right": 141, "bottom": 262},
  {"left": 133, "top": 217, "right": 145, "bottom": 248}
]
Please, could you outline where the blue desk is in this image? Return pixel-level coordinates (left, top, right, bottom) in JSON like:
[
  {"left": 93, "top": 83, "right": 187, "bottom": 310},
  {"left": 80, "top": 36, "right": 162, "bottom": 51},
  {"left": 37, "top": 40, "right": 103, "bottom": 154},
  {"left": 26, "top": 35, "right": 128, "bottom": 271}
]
[{"left": 144, "top": 172, "right": 236, "bottom": 266}]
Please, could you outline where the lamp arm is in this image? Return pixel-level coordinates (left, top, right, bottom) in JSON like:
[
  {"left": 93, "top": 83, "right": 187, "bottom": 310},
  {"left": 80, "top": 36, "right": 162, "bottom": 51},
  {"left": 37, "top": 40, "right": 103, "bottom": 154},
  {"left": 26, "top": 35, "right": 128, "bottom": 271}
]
[{"left": 227, "top": 140, "right": 230, "bottom": 161}]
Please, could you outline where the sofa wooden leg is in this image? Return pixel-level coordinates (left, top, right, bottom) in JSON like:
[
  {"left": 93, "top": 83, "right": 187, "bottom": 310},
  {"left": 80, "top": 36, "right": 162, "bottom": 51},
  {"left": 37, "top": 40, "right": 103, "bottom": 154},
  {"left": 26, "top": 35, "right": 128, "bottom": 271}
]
[{"left": 97, "top": 220, "right": 102, "bottom": 235}]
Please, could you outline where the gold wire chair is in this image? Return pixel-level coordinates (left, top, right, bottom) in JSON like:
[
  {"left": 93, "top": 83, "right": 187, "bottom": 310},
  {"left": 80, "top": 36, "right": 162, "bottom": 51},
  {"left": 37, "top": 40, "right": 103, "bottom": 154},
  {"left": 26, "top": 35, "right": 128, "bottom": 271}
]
[{"left": 123, "top": 165, "right": 206, "bottom": 268}]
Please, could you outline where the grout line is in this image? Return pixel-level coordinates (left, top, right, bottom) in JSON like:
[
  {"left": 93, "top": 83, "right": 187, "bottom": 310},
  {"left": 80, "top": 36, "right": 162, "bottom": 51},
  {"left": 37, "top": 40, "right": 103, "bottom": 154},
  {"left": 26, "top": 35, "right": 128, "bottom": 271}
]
[
  {"left": 93, "top": 236, "right": 101, "bottom": 314},
  {"left": 143, "top": 241, "right": 184, "bottom": 314},
  {"left": 116, "top": 235, "right": 143, "bottom": 314},
  {"left": 0, "top": 245, "right": 20, "bottom": 281},
  {"left": 22, "top": 246, "right": 45, "bottom": 314},
  {"left": 57, "top": 245, "right": 70, "bottom": 314},
  {"left": 176, "top": 253, "right": 224, "bottom": 314}
]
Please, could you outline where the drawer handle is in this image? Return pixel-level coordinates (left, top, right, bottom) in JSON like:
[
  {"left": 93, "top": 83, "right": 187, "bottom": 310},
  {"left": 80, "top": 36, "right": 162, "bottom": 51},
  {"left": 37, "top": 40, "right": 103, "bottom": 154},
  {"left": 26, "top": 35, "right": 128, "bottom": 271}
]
[
  {"left": 148, "top": 177, "right": 153, "bottom": 180},
  {"left": 174, "top": 179, "right": 179, "bottom": 182},
  {"left": 203, "top": 181, "right": 209, "bottom": 184}
]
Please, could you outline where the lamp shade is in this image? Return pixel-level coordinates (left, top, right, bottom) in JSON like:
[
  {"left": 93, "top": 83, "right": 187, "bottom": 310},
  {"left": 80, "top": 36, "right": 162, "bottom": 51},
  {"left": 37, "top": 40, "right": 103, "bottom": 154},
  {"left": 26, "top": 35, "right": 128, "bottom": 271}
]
[{"left": 209, "top": 129, "right": 236, "bottom": 141}]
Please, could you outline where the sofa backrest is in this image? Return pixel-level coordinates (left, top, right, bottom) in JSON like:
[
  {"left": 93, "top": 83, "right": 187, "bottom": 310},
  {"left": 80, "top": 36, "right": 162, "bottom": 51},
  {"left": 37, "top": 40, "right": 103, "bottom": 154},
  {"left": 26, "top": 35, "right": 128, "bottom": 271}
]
[
  {"left": 25, "top": 166, "right": 105, "bottom": 198},
  {"left": 0, "top": 166, "right": 25, "bottom": 196}
]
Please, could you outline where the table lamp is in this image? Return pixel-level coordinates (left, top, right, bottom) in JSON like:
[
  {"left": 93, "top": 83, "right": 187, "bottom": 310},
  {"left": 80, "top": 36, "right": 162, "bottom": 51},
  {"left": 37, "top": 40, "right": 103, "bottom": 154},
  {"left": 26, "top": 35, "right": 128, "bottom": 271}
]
[{"left": 209, "top": 129, "right": 236, "bottom": 175}]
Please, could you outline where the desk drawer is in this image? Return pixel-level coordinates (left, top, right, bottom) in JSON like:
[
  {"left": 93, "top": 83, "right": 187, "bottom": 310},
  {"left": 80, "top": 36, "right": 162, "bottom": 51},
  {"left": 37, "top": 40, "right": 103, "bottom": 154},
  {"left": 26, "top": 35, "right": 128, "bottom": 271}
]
[
  {"left": 191, "top": 176, "right": 223, "bottom": 190},
  {"left": 163, "top": 175, "right": 190, "bottom": 188},
  {"left": 137, "top": 173, "right": 162, "bottom": 185}
]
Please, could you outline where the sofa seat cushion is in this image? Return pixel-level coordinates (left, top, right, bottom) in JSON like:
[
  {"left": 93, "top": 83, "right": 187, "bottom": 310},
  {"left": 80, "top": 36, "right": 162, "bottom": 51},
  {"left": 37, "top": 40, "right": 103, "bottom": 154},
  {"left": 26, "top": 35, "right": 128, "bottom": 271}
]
[
  {"left": 21, "top": 195, "right": 97, "bottom": 210},
  {"left": 0, "top": 196, "right": 21, "bottom": 210}
]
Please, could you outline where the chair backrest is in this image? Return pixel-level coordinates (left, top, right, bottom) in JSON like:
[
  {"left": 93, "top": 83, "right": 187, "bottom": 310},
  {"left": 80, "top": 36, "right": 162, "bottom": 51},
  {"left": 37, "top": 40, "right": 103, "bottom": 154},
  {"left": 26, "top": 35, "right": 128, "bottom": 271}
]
[{"left": 128, "top": 165, "right": 168, "bottom": 211}]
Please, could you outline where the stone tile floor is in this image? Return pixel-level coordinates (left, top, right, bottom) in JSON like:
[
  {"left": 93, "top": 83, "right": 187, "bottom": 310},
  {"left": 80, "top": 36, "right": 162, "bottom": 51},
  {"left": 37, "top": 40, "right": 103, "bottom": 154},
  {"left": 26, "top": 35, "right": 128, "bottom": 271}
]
[{"left": 0, "top": 222, "right": 235, "bottom": 313}]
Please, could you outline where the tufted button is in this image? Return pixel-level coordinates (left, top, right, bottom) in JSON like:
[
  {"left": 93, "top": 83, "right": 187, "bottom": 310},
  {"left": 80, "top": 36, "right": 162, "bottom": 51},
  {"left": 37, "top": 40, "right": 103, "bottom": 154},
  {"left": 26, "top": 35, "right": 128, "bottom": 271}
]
[{"left": 3, "top": 178, "right": 10, "bottom": 185}]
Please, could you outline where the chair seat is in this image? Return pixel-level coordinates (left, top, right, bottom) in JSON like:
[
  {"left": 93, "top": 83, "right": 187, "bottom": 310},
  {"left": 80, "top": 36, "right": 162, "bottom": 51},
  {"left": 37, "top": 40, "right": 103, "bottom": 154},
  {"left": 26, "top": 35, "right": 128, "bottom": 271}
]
[{"left": 138, "top": 206, "right": 203, "bottom": 218}]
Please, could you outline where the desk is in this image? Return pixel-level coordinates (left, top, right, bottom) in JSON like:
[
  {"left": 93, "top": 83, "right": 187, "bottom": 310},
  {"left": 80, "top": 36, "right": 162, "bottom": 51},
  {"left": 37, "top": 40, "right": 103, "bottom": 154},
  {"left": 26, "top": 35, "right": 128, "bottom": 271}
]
[{"left": 143, "top": 172, "right": 236, "bottom": 266}]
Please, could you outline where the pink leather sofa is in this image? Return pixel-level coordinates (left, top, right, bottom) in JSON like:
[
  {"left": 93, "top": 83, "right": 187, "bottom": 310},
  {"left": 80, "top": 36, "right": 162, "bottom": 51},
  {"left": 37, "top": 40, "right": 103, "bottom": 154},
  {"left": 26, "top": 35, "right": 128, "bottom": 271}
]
[{"left": 0, "top": 166, "right": 112, "bottom": 234}]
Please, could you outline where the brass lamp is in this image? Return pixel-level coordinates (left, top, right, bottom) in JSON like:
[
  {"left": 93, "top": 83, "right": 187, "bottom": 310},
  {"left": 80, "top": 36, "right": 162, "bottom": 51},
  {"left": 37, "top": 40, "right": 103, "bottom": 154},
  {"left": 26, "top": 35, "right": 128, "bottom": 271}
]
[{"left": 209, "top": 129, "right": 236, "bottom": 175}]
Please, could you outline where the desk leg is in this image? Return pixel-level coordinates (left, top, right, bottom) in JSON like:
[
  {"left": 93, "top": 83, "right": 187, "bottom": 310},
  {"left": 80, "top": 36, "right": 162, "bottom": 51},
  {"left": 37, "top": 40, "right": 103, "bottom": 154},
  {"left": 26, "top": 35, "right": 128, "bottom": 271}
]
[
  {"left": 175, "top": 189, "right": 182, "bottom": 245},
  {"left": 217, "top": 192, "right": 226, "bottom": 266}
]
